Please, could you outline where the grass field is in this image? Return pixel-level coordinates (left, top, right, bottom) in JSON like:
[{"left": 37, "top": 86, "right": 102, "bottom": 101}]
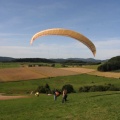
[
  {"left": 0, "top": 74, "right": 120, "bottom": 120},
  {"left": 0, "top": 63, "right": 120, "bottom": 120},
  {"left": 0, "top": 91, "right": 120, "bottom": 120},
  {"left": 0, "top": 62, "right": 20, "bottom": 68},
  {"left": 1, "top": 74, "right": 120, "bottom": 94}
]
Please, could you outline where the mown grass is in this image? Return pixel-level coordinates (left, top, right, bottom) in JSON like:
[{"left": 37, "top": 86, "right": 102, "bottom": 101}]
[
  {"left": 0, "top": 74, "right": 120, "bottom": 120},
  {"left": 0, "top": 91, "right": 120, "bottom": 120}
]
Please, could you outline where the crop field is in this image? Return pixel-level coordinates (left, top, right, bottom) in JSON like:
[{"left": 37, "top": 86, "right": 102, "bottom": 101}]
[
  {"left": 61, "top": 67, "right": 120, "bottom": 79},
  {"left": 0, "top": 66, "right": 119, "bottom": 82},
  {"left": 0, "top": 67, "right": 46, "bottom": 82},
  {"left": 88, "top": 71, "right": 120, "bottom": 79},
  {"left": 0, "top": 67, "right": 80, "bottom": 82},
  {"left": 29, "top": 67, "right": 79, "bottom": 77},
  {"left": 60, "top": 67, "right": 96, "bottom": 73}
]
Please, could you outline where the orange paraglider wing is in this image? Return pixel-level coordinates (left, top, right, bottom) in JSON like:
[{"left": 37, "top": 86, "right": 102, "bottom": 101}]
[{"left": 30, "top": 28, "right": 96, "bottom": 56}]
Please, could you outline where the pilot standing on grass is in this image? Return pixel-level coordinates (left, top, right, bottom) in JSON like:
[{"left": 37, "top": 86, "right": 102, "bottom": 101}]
[{"left": 62, "top": 89, "right": 67, "bottom": 103}]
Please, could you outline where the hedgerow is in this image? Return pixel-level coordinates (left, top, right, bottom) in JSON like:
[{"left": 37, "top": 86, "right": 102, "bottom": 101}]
[{"left": 79, "top": 84, "right": 120, "bottom": 92}]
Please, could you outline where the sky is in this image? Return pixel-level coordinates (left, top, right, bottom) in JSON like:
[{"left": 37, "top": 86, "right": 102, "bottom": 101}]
[{"left": 0, "top": 0, "right": 120, "bottom": 60}]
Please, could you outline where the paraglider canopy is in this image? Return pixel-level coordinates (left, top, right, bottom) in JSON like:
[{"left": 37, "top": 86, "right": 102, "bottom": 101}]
[{"left": 30, "top": 28, "right": 96, "bottom": 56}]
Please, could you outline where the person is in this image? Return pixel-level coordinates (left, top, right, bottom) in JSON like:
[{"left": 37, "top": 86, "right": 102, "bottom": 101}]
[
  {"left": 62, "top": 89, "right": 67, "bottom": 103},
  {"left": 54, "top": 89, "right": 60, "bottom": 101}
]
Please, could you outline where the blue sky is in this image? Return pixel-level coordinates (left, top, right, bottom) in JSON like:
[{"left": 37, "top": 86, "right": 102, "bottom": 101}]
[{"left": 0, "top": 0, "right": 120, "bottom": 60}]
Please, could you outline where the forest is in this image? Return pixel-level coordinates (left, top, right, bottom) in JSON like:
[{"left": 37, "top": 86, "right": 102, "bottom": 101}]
[{"left": 97, "top": 56, "right": 120, "bottom": 71}]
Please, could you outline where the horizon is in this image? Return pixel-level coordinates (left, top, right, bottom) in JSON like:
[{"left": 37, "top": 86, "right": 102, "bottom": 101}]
[{"left": 1, "top": 55, "right": 117, "bottom": 61}]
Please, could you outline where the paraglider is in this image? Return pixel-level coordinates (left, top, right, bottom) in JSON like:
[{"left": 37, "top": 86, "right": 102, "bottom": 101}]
[{"left": 30, "top": 28, "right": 96, "bottom": 56}]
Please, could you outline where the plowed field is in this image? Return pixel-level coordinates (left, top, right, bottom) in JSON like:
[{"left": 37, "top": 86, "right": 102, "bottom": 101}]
[
  {"left": 0, "top": 67, "right": 79, "bottom": 82},
  {"left": 0, "top": 67, "right": 119, "bottom": 82}
]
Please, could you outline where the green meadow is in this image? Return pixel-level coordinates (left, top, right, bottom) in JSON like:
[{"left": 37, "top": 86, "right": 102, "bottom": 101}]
[
  {"left": 0, "top": 62, "right": 20, "bottom": 68},
  {"left": 0, "top": 74, "right": 120, "bottom": 120}
]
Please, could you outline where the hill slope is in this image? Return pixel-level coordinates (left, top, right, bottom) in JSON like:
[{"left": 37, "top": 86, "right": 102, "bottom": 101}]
[
  {"left": 98, "top": 56, "right": 120, "bottom": 71},
  {"left": 0, "top": 57, "right": 15, "bottom": 62}
]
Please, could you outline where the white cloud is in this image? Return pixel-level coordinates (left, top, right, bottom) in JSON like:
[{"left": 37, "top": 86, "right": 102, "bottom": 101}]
[
  {"left": 94, "top": 38, "right": 120, "bottom": 59},
  {"left": 0, "top": 41, "right": 92, "bottom": 58},
  {"left": 95, "top": 38, "right": 120, "bottom": 49},
  {"left": 0, "top": 38, "right": 119, "bottom": 60},
  {"left": 96, "top": 49, "right": 120, "bottom": 60}
]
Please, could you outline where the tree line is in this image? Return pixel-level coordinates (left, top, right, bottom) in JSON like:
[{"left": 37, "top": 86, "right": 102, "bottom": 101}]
[
  {"left": 13, "top": 58, "right": 54, "bottom": 63},
  {"left": 97, "top": 56, "right": 120, "bottom": 71}
]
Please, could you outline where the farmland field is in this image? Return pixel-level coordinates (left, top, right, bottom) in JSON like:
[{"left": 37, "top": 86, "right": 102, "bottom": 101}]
[
  {"left": 0, "top": 62, "right": 20, "bottom": 68},
  {"left": 88, "top": 71, "right": 120, "bottom": 79},
  {"left": 61, "top": 67, "right": 120, "bottom": 79},
  {"left": 60, "top": 67, "right": 96, "bottom": 73},
  {"left": 0, "top": 67, "right": 80, "bottom": 82},
  {"left": 0, "top": 66, "right": 119, "bottom": 82},
  {"left": 0, "top": 67, "right": 46, "bottom": 82}
]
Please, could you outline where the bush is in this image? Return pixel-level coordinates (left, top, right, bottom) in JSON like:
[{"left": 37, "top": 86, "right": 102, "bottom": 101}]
[
  {"left": 62, "top": 84, "right": 75, "bottom": 93},
  {"left": 107, "top": 85, "right": 119, "bottom": 91},
  {"left": 89, "top": 86, "right": 97, "bottom": 92},
  {"left": 35, "top": 83, "right": 51, "bottom": 94},
  {"left": 80, "top": 86, "right": 91, "bottom": 92},
  {"left": 79, "top": 84, "right": 120, "bottom": 92},
  {"left": 35, "top": 86, "right": 46, "bottom": 93}
]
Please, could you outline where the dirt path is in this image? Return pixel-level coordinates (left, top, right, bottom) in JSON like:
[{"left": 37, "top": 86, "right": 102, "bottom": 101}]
[{"left": 0, "top": 93, "right": 29, "bottom": 100}]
